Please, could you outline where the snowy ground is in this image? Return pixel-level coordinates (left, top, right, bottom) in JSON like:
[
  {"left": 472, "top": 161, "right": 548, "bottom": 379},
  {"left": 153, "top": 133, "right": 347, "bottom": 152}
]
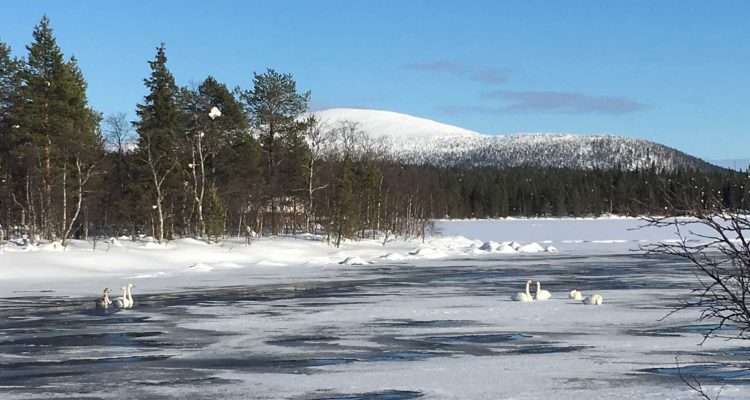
[{"left": 0, "top": 218, "right": 748, "bottom": 399}]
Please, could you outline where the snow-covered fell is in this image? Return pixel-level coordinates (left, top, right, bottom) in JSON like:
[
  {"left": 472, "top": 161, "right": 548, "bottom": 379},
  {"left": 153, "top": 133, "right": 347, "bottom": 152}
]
[
  {"left": 314, "top": 108, "right": 718, "bottom": 172},
  {"left": 314, "top": 108, "right": 481, "bottom": 142}
]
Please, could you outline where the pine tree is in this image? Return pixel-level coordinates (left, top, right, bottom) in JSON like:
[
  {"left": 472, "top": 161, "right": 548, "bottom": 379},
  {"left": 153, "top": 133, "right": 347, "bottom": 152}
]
[
  {"left": 241, "top": 69, "right": 310, "bottom": 235},
  {"left": 134, "top": 43, "right": 181, "bottom": 243},
  {"left": 8, "top": 17, "right": 102, "bottom": 245}
]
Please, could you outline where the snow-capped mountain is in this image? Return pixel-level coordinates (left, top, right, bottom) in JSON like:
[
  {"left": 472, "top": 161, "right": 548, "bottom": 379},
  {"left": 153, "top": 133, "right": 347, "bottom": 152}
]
[
  {"left": 314, "top": 108, "right": 481, "bottom": 141},
  {"left": 313, "top": 108, "right": 719, "bottom": 172}
]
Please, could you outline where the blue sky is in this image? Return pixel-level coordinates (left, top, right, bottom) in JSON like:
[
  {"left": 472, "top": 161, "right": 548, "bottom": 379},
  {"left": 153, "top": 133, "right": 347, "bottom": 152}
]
[{"left": 1, "top": 1, "right": 748, "bottom": 160}]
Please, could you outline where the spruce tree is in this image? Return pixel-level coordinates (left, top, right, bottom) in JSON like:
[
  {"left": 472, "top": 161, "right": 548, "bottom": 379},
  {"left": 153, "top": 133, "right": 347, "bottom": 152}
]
[
  {"left": 332, "top": 156, "right": 357, "bottom": 247},
  {"left": 0, "top": 39, "right": 20, "bottom": 134},
  {"left": 281, "top": 128, "right": 310, "bottom": 233},
  {"left": 204, "top": 185, "right": 226, "bottom": 243},
  {"left": 134, "top": 43, "right": 181, "bottom": 243},
  {"left": 0, "top": 39, "right": 21, "bottom": 237}
]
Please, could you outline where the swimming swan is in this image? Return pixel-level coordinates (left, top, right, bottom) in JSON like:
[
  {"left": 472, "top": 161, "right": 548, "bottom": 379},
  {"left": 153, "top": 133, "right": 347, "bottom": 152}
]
[
  {"left": 125, "top": 283, "right": 135, "bottom": 308},
  {"left": 568, "top": 289, "right": 583, "bottom": 300},
  {"left": 582, "top": 294, "right": 603, "bottom": 305},
  {"left": 113, "top": 286, "right": 130, "bottom": 308},
  {"left": 512, "top": 280, "right": 534, "bottom": 302},
  {"left": 535, "top": 281, "right": 551, "bottom": 300},
  {"left": 94, "top": 288, "right": 112, "bottom": 309}
]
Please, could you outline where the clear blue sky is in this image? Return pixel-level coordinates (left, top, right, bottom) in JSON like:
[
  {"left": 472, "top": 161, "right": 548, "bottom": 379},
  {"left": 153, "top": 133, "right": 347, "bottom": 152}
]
[{"left": 1, "top": 1, "right": 748, "bottom": 160}]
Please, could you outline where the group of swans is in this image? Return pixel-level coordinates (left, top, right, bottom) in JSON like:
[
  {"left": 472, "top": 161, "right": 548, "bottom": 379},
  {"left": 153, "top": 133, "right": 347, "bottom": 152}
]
[
  {"left": 511, "top": 280, "right": 551, "bottom": 302},
  {"left": 94, "top": 283, "right": 134, "bottom": 310},
  {"left": 570, "top": 289, "right": 603, "bottom": 305},
  {"left": 511, "top": 281, "right": 603, "bottom": 305}
]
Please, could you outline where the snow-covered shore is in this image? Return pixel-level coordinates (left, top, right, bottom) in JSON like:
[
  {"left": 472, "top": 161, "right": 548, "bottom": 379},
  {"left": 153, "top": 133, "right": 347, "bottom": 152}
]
[
  {"left": 0, "top": 234, "right": 556, "bottom": 299},
  {"left": 0, "top": 218, "right": 687, "bottom": 299}
]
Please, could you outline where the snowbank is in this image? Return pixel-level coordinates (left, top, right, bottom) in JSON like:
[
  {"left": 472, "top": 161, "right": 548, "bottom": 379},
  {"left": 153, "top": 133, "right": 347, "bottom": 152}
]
[{"left": 0, "top": 218, "right": 694, "bottom": 298}]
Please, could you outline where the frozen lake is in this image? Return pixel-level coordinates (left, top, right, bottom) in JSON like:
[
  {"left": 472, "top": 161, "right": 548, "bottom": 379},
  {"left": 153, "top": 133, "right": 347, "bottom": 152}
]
[{"left": 1, "top": 251, "right": 748, "bottom": 399}]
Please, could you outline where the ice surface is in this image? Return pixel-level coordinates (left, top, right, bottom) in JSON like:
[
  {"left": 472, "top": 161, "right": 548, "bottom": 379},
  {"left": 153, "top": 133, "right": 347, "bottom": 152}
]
[{"left": 0, "top": 219, "right": 747, "bottom": 399}]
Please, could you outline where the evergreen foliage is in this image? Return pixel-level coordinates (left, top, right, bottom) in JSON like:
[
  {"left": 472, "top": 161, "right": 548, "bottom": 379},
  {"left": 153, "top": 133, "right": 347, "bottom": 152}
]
[
  {"left": 1, "top": 16, "right": 102, "bottom": 245},
  {"left": 332, "top": 155, "right": 357, "bottom": 247},
  {"left": 204, "top": 185, "right": 226, "bottom": 243},
  {"left": 134, "top": 43, "right": 181, "bottom": 243},
  {"left": 241, "top": 69, "right": 310, "bottom": 235}
]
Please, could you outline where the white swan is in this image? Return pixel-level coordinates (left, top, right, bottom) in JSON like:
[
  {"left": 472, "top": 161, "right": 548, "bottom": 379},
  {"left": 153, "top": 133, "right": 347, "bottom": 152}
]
[
  {"left": 582, "top": 294, "right": 603, "bottom": 305},
  {"left": 113, "top": 286, "right": 130, "bottom": 308},
  {"left": 535, "top": 281, "right": 551, "bottom": 300},
  {"left": 94, "top": 288, "right": 112, "bottom": 309},
  {"left": 125, "top": 283, "right": 135, "bottom": 308},
  {"left": 568, "top": 289, "right": 583, "bottom": 301},
  {"left": 511, "top": 280, "right": 533, "bottom": 302}
]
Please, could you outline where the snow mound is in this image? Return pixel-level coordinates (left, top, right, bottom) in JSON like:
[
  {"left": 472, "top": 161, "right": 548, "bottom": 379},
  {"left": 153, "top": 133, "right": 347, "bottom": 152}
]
[
  {"left": 255, "top": 260, "right": 286, "bottom": 267},
  {"left": 409, "top": 247, "right": 446, "bottom": 259},
  {"left": 128, "top": 272, "right": 167, "bottom": 279},
  {"left": 108, "top": 238, "right": 124, "bottom": 247},
  {"left": 479, "top": 241, "right": 500, "bottom": 251},
  {"left": 175, "top": 238, "right": 208, "bottom": 246},
  {"left": 213, "top": 262, "right": 244, "bottom": 269},
  {"left": 517, "top": 242, "right": 546, "bottom": 253},
  {"left": 476, "top": 241, "right": 518, "bottom": 253},
  {"left": 40, "top": 241, "right": 64, "bottom": 252},
  {"left": 339, "top": 256, "right": 368, "bottom": 265},
  {"left": 380, "top": 252, "right": 407, "bottom": 261},
  {"left": 141, "top": 242, "right": 171, "bottom": 249},
  {"left": 495, "top": 243, "right": 519, "bottom": 253},
  {"left": 184, "top": 263, "right": 213, "bottom": 273}
]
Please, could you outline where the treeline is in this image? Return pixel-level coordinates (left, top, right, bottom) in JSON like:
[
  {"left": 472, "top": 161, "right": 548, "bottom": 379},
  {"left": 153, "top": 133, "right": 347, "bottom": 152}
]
[
  {"left": 0, "top": 17, "right": 747, "bottom": 247},
  {"left": 416, "top": 165, "right": 750, "bottom": 218}
]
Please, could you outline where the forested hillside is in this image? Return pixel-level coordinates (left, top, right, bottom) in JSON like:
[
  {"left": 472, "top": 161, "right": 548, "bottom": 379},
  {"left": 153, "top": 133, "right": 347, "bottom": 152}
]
[{"left": 314, "top": 109, "right": 719, "bottom": 172}]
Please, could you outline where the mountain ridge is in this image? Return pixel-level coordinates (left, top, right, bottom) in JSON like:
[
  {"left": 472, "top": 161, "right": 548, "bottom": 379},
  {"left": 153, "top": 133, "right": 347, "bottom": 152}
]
[{"left": 313, "top": 108, "right": 720, "bottom": 172}]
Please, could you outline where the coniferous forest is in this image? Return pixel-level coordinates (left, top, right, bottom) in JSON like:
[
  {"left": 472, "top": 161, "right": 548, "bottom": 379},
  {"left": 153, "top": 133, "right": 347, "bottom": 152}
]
[{"left": 1, "top": 18, "right": 748, "bottom": 247}]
